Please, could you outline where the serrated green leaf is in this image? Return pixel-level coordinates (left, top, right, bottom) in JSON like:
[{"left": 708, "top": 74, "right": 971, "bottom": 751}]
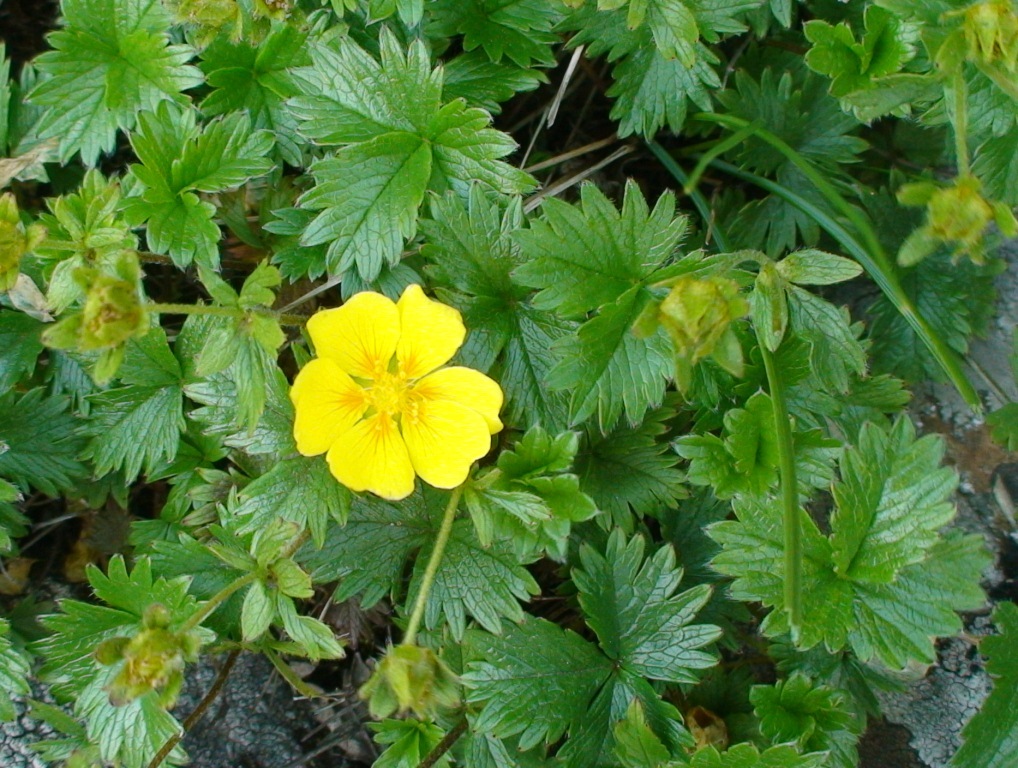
[
  {"left": 0, "top": 310, "right": 42, "bottom": 393},
  {"left": 777, "top": 249, "right": 863, "bottom": 286},
  {"left": 830, "top": 419, "right": 956, "bottom": 583},
  {"left": 751, "top": 673, "right": 862, "bottom": 768},
  {"left": 372, "top": 718, "right": 450, "bottom": 768},
  {"left": 613, "top": 699, "right": 673, "bottom": 768},
  {"left": 575, "top": 398, "right": 686, "bottom": 524},
  {"left": 788, "top": 286, "right": 866, "bottom": 393},
  {"left": 516, "top": 182, "right": 688, "bottom": 317},
  {"left": 422, "top": 188, "right": 570, "bottom": 430},
  {"left": 987, "top": 402, "right": 1018, "bottom": 451},
  {"left": 299, "top": 131, "right": 431, "bottom": 281},
  {"left": 575, "top": 530, "right": 720, "bottom": 682},
  {"left": 28, "top": 0, "right": 203, "bottom": 165},
  {"left": 83, "top": 331, "right": 184, "bottom": 482},
  {"left": 234, "top": 456, "right": 350, "bottom": 548},
  {"left": 442, "top": 52, "right": 545, "bottom": 114},
  {"left": 711, "top": 485, "right": 989, "bottom": 668},
  {"left": 0, "top": 388, "right": 87, "bottom": 495},
  {"left": 199, "top": 22, "right": 310, "bottom": 165},
  {"left": 428, "top": 0, "right": 563, "bottom": 67},
  {"left": 973, "top": 130, "right": 1018, "bottom": 206},
  {"left": 122, "top": 102, "right": 274, "bottom": 268},
  {"left": 240, "top": 579, "right": 274, "bottom": 641},
  {"left": 302, "top": 488, "right": 537, "bottom": 637},
  {"left": 688, "top": 743, "right": 827, "bottom": 768},
  {"left": 0, "top": 619, "right": 30, "bottom": 721},
  {"left": 950, "top": 601, "right": 1018, "bottom": 768}
]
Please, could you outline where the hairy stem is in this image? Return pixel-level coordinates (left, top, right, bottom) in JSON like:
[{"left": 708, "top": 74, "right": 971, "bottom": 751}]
[
  {"left": 952, "top": 72, "right": 971, "bottom": 176},
  {"left": 759, "top": 340, "right": 802, "bottom": 641},
  {"left": 148, "top": 302, "right": 307, "bottom": 328},
  {"left": 402, "top": 485, "right": 464, "bottom": 647},
  {"left": 420, "top": 717, "right": 469, "bottom": 768},
  {"left": 179, "top": 573, "right": 257, "bottom": 635},
  {"left": 148, "top": 649, "right": 240, "bottom": 768}
]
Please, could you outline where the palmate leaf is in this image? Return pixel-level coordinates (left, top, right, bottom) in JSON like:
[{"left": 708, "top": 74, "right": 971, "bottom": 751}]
[
  {"left": 950, "top": 601, "right": 1018, "bottom": 768},
  {"left": 710, "top": 419, "right": 989, "bottom": 668},
  {"left": 465, "top": 531, "right": 717, "bottom": 766},
  {"left": 564, "top": 5, "right": 720, "bottom": 137},
  {"left": 575, "top": 396, "right": 686, "bottom": 525},
  {"left": 442, "top": 52, "right": 545, "bottom": 114},
  {"left": 421, "top": 188, "right": 570, "bottom": 431},
  {"left": 287, "top": 29, "right": 534, "bottom": 281},
  {"left": 29, "top": 0, "right": 203, "bottom": 165},
  {"left": 751, "top": 673, "right": 862, "bottom": 768},
  {"left": 427, "top": 0, "right": 564, "bottom": 67},
  {"left": 199, "top": 22, "right": 310, "bottom": 166},
  {"left": 516, "top": 182, "right": 688, "bottom": 428},
  {"left": 122, "top": 102, "right": 274, "bottom": 268},
  {"left": 301, "top": 488, "right": 537, "bottom": 639}
]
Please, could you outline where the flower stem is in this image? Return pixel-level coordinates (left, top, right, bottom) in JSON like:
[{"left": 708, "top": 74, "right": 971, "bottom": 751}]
[
  {"left": 148, "top": 302, "right": 307, "bottom": 327},
  {"left": 402, "top": 485, "right": 464, "bottom": 647},
  {"left": 758, "top": 340, "right": 802, "bottom": 642},
  {"left": 179, "top": 573, "right": 258, "bottom": 635},
  {"left": 952, "top": 72, "right": 971, "bottom": 176}
]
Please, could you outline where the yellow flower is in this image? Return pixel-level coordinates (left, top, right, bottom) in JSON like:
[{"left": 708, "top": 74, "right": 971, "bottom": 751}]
[{"left": 291, "top": 285, "right": 504, "bottom": 500}]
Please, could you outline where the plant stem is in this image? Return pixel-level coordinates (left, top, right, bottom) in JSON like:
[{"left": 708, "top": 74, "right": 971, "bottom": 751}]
[
  {"left": 420, "top": 717, "right": 469, "bottom": 768},
  {"left": 179, "top": 573, "right": 258, "bottom": 635},
  {"left": 952, "top": 72, "right": 970, "bottom": 176},
  {"left": 758, "top": 339, "right": 802, "bottom": 641},
  {"left": 148, "top": 649, "right": 240, "bottom": 768},
  {"left": 148, "top": 302, "right": 307, "bottom": 327},
  {"left": 402, "top": 485, "right": 464, "bottom": 647}
]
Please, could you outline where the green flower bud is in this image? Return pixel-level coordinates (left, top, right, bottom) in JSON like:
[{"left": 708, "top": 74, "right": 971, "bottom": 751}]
[
  {"left": 963, "top": 1, "right": 1018, "bottom": 72},
  {"left": 927, "top": 176, "right": 994, "bottom": 248},
  {"left": 0, "top": 193, "right": 46, "bottom": 293},
  {"left": 658, "top": 276, "right": 748, "bottom": 393},
  {"left": 102, "top": 605, "right": 203, "bottom": 707},
  {"left": 359, "top": 644, "right": 460, "bottom": 720}
]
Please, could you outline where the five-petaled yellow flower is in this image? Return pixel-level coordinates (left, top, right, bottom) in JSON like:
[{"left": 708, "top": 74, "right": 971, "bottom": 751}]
[{"left": 290, "top": 285, "right": 504, "bottom": 500}]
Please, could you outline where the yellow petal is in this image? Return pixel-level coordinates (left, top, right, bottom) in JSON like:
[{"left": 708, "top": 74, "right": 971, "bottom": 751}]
[
  {"left": 307, "top": 291, "right": 399, "bottom": 379},
  {"left": 326, "top": 413, "right": 415, "bottom": 500},
  {"left": 413, "top": 367, "right": 504, "bottom": 434},
  {"left": 290, "top": 358, "right": 369, "bottom": 456},
  {"left": 396, "top": 284, "right": 465, "bottom": 380},
  {"left": 402, "top": 399, "right": 491, "bottom": 489}
]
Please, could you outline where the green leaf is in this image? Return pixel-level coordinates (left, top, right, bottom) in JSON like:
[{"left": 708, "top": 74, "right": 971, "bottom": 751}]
[
  {"left": 575, "top": 530, "right": 720, "bottom": 682},
  {"left": 613, "top": 700, "right": 673, "bottom": 768},
  {"left": 82, "top": 329, "right": 185, "bottom": 482},
  {"left": 751, "top": 673, "right": 862, "bottom": 768},
  {"left": 303, "top": 488, "right": 537, "bottom": 638},
  {"left": 676, "top": 391, "right": 840, "bottom": 500},
  {"left": 465, "top": 617, "right": 614, "bottom": 749},
  {"left": 516, "top": 182, "right": 688, "bottom": 317},
  {"left": 442, "top": 52, "right": 545, "bottom": 114},
  {"left": 0, "top": 619, "right": 30, "bottom": 721},
  {"left": 372, "top": 718, "right": 450, "bottom": 768},
  {"left": 0, "top": 388, "right": 87, "bottom": 495},
  {"left": 973, "top": 130, "right": 1018, "bottom": 206},
  {"left": 950, "top": 601, "right": 1018, "bottom": 768},
  {"left": 234, "top": 456, "right": 350, "bottom": 548},
  {"left": 788, "top": 287, "right": 866, "bottom": 394},
  {"left": 776, "top": 249, "right": 863, "bottom": 286},
  {"left": 465, "top": 613, "right": 691, "bottom": 765},
  {"left": 28, "top": 0, "right": 203, "bottom": 165},
  {"left": 575, "top": 398, "right": 686, "bottom": 525},
  {"left": 688, "top": 743, "right": 827, "bottom": 768},
  {"left": 199, "top": 22, "right": 310, "bottom": 165},
  {"left": 298, "top": 131, "right": 431, "bottom": 281},
  {"left": 122, "top": 102, "right": 274, "bottom": 268},
  {"left": 427, "top": 0, "right": 564, "bottom": 67},
  {"left": 422, "top": 188, "right": 570, "bottom": 430},
  {"left": 830, "top": 419, "right": 956, "bottom": 583},
  {"left": 288, "top": 30, "right": 533, "bottom": 281},
  {"left": 711, "top": 465, "right": 989, "bottom": 668},
  {"left": 0, "top": 478, "right": 27, "bottom": 555},
  {"left": 0, "top": 310, "right": 43, "bottom": 393},
  {"left": 987, "top": 403, "right": 1018, "bottom": 451}
]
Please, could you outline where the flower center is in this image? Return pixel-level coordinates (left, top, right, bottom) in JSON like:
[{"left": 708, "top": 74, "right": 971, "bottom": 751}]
[{"left": 368, "top": 372, "right": 409, "bottom": 417}]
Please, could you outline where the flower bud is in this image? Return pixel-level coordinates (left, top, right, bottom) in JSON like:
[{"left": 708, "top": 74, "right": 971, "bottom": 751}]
[
  {"left": 963, "top": 1, "right": 1018, "bottom": 72},
  {"left": 0, "top": 193, "right": 46, "bottom": 293},
  {"left": 359, "top": 644, "right": 460, "bottom": 719},
  {"left": 926, "top": 175, "right": 994, "bottom": 249}
]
